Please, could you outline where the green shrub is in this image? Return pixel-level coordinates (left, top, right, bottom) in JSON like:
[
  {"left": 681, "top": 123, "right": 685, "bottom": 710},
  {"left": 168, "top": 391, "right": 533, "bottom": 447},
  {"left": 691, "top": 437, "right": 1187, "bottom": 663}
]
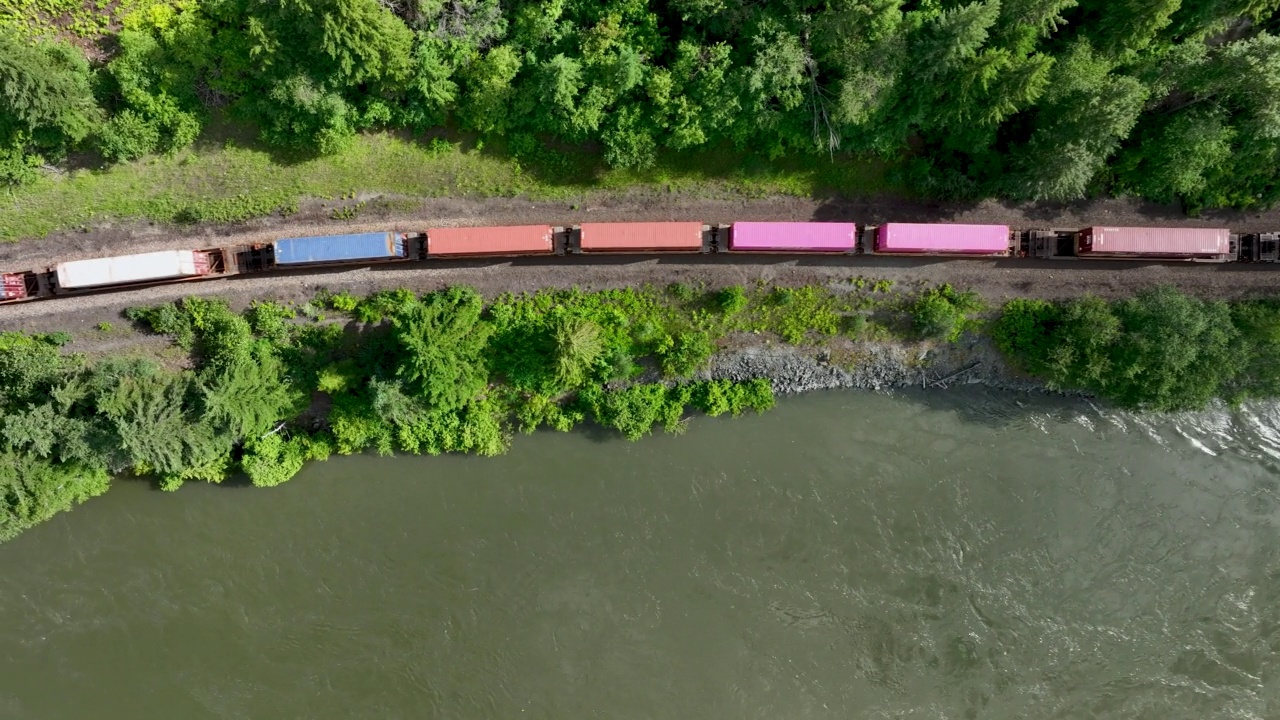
[
  {"left": 246, "top": 300, "right": 296, "bottom": 344},
  {"left": 658, "top": 330, "right": 715, "bottom": 377},
  {"left": 691, "top": 379, "right": 775, "bottom": 417},
  {"left": 242, "top": 433, "right": 322, "bottom": 488},
  {"left": 765, "top": 287, "right": 841, "bottom": 343},
  {"left": 716, "top": 285, "right": 749, "bottom": 315},
  {"left": 991, "top": 287, "right": 1246, "bottom": 411},
  {"left": 329, "top": 291, "right": 360, "bottom": 312},
  {"left": 912, "top": 284, "right": 983, "bottom": 342},
  {"left": 126, "top": 302, "right": 196, "bottom": 346},
  {"left": 581, "top": 383, "right": 689, "bottom": 440},
  {"left": 667, "top": 283, "right": 696, "bottom": 302},
  {"left": 847, "top": 314, "right": 868, "bottom": 338}
]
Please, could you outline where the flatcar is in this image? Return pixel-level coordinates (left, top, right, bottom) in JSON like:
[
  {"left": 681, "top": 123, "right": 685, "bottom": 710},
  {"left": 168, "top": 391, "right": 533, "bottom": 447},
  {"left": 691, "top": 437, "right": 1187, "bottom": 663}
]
[
  {"left": 1029, "top": 226, "right": 1236, "bottom": 263},
  {"left": 237, "top": 231, "right": 418, "bottom": 273},
  {"left": 2, "top": 220, "right": 1277, "bottom": 306}
]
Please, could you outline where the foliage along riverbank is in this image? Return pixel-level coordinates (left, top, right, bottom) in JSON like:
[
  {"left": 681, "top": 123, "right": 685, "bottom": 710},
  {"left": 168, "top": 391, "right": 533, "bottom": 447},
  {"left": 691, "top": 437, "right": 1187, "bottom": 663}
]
[
  {"left": 0, "top": 278, "right": 923, "bottom": 541},
  {"left": 3, "top": 278, "right": 1280, "bottom": 542}
]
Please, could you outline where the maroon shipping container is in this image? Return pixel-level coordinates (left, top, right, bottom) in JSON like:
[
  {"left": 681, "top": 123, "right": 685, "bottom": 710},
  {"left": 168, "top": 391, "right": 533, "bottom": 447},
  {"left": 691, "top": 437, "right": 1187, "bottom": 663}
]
[
  {"left": 1077, "top": 226, "right": 1232, "bottom": 260},
  {"left": 428, "top": 225, "right": 556, "bottom": 257},
  {"left": 577, "top": 222, "right": 706, "bottom": 253},
  {"left": 1, "top": 273, "right": 28, "bottom": 300}
]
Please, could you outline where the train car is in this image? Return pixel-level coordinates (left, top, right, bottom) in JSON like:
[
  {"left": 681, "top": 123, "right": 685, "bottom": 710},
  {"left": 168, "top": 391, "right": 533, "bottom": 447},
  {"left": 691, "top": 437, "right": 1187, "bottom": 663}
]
[
  {"left": 1237, "top": 233, "right": 1277, "bottom": 263},
  {"left": 427, "top": 225, "right": 563, "bottom": 258},
  {"left": 265, "top": 231, "right": 414, "bottom": 268},
  {"left": 572, "top": 222, "right": 710, "bottom": 253},
  {"left": 870, "top": 223, "right": 1013, "bottom": 256},
  {"left": 1076, "top": 226, "right": 1234, "bottom": 262},
  {"left": 0, "top": 272, "right": 40, "bottom": 303},
  {"left": 725, "top": 222, "right": 858, "bottom": 253},
  {"left": 53, "top": 249, "right": 216, "bottom": 291}
]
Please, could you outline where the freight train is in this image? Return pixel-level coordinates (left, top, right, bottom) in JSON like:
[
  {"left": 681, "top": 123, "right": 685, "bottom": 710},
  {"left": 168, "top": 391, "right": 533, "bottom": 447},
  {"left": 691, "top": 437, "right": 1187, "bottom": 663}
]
[{"left": 2, "top": 221, "right": 1277, "bottom": 304}]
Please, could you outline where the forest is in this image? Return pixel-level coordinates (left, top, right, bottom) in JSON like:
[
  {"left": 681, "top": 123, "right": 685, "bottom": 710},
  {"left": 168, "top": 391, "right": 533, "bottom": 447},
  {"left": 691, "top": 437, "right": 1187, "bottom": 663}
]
[{"left": 2, "top": 0, "right": 1279, "bottom": 209}]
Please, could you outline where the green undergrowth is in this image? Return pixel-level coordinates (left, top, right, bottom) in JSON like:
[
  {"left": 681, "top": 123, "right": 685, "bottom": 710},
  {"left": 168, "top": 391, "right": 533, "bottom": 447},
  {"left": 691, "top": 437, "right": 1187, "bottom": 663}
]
[
  {"left": 0, "top": 279, "right": 957, "bottom": 542},
  {"left": 0, "top": 0, "right": 175, "bottom": 39},
  {"left": 0, "top": 128, "right": 891, "bottom": 243},
  {"left": 992, "top": 287, "right": 1280, "bottom": 411}
]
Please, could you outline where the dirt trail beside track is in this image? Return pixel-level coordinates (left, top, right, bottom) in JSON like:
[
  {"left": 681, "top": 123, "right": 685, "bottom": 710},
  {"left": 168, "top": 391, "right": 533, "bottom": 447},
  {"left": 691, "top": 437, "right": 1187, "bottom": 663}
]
[{"left": 2, "top": 190, "right": 1279, "bottom": 338}]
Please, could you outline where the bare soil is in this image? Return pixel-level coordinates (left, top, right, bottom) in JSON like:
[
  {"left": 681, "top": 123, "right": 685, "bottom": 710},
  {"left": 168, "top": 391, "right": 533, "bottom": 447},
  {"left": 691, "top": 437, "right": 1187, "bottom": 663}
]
[{"left": 3, "top": 190, "right": 1280, "bottom": 349}]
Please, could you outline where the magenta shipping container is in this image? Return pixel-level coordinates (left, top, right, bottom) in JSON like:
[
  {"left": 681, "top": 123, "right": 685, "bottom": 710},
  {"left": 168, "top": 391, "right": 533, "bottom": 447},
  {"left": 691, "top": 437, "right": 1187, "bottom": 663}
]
[
  {"left": 876, "top": 223, "right": 1011, "bottom": 255},
  {"left": 728, "top": 222, "right": 857, "bottom": 252}
]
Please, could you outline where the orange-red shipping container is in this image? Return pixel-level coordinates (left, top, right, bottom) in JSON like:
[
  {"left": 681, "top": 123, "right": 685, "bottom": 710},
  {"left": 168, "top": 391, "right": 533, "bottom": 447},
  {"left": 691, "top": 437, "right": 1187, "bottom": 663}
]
[
  {"left": 427, "top": 225, "right": 558, "bottom": 257},
  {"left": 575, "top": 222, "right": 707, "bottom": 253}
]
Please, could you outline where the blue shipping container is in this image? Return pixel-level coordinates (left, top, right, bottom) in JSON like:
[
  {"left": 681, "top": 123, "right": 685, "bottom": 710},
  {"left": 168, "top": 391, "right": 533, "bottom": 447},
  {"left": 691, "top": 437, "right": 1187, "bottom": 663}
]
[{"left": 272, "top": 232, "right": 406, "bottom": 266}]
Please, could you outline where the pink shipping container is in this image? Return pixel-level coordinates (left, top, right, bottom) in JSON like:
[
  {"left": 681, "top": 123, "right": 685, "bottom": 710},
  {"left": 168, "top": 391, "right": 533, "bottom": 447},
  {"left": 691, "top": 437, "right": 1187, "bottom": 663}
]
[
  {"left": 428, "top": 225, "right": 556, "bottom": 257},
  {"left": 728, "top": 222, "right": 857, "bottom": 252},
  {"left": 876, "top": 223, "right": 1011, "bottom": 255},
  {"left": 1077, "top": 226, "right": 1231, "bottom": 260},
  {"left": 577, "top": 222, "right": 706, "bottom": 252}
]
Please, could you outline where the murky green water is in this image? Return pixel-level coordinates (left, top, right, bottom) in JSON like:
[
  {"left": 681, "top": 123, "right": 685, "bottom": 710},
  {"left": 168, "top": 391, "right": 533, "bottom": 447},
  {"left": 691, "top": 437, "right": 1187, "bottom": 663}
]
[{"left": 1, "top": 389, "right": 1277, "bottom": 719}]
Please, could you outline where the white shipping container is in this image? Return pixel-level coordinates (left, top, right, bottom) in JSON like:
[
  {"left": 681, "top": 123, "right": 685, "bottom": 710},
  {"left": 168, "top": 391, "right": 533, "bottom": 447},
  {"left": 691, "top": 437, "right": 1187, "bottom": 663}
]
[{"left": 56, "top": 250, "right": 210, "bottom": 290}]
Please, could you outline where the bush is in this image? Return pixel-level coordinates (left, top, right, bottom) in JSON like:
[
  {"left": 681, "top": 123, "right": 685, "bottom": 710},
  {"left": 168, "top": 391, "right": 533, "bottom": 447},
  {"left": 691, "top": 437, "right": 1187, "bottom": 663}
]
[
  {"left": 691, "top": 379, "right": 775, "bottom": 417},
  {"left": 667, "top": 283, "right": 697, "bottom": 302},
  {"left": 329, "top": 292, "right": 360, "bottom": 312},
  {"left": 0, "top": 454, "right": 111, "bottom": 542},
  {"left": 242, "top": 432, "right": 322, "bottom": 488},
  {"left": 581, "top": 383, "right": 689, "bottom": 440},
  {"left": 912, "top": 284, "right": 983, "bottom": 342},
  {"left": 762, "top": 286, "right": 841, "bottom": 343},
  {"left": 992, "top": 287, "right": 1247, "bottom": 411},
  {"left": 991, "top": 298, "right": 1058, "bottom": 364},
  {"left": 658, "top": 330, "right": 715, "bottom": 377},
  {"left": 246, "top": 300, "right": 296, "bottom": 344},
  {"left": 716, "top": 286, "right": 749, "bottom": 315},
  {"left": 95, "top": 109, "right": 162, "bottom": 161}
]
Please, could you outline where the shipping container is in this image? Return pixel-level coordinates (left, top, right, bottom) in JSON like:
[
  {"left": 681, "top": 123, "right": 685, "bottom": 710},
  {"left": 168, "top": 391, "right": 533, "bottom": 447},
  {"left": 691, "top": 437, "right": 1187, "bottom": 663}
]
[
  {"left": 728, "top": 222, "right": 857, "bottom": 252},
  {"left": 1, "top": 273, "right": 29, "bottom": 300},
  {"left": 875, "top": 223, "right": 1012, "bottom": 255},
  {"left": 56, "top": 250, "right": 212, "bottom": 290},
  {"left": 427, "top": 225, "right": 558, "bottom": 257},
  {"left": 272, "top": 231, "right": 407, "bottom": 266},
  {"left": 1076, "top": 226, "right": 1232, "bottom": 260},
  {"left": 575, "top": 222, "right": 708, "bottom": 253}
]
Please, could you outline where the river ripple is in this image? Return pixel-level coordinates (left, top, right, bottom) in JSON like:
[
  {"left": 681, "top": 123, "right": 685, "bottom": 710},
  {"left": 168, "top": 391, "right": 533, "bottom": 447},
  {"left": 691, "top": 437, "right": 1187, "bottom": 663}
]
[{"left": 0, "top": 388, "right": 1276, "bottom": 719}]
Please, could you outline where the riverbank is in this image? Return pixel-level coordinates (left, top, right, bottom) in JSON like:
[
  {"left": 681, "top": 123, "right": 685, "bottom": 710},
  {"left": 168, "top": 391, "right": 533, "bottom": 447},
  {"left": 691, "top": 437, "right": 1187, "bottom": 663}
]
[{"left": 3, "top": 278, "right": 1278, "bottom": 542}]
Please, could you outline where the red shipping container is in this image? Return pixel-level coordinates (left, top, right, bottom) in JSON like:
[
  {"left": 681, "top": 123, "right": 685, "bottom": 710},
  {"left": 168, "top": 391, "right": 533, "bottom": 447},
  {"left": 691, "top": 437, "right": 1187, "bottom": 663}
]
[
  {"left": 1077, "top": 227, "right": 1231, "bottom": 259},
  {"left": 578, "top": 222, "right": 705, "bottom": 252},
  {"left": 428, "top": 225, "right": 555, "bottom": 257},
  {"left": 1, "top": 273, "right": 28, "bottom": 300}
]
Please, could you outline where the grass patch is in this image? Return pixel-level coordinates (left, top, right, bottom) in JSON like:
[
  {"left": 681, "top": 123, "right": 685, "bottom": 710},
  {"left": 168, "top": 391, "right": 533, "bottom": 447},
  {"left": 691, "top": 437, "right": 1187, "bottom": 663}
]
[{"left": 0, "top": 125, "right": 895, "bottom": 242}]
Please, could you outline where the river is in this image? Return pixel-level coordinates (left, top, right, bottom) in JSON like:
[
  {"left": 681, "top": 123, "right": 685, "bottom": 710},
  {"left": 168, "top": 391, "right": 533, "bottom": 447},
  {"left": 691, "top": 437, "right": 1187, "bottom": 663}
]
[{"left": 0, "top": 389, "right": 1277, "bottom": 719}]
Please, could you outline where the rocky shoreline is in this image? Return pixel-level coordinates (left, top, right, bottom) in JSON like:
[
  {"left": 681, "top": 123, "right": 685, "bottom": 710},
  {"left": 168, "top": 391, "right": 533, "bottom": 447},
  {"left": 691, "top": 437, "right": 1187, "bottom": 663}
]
[{"left": 703, "top": 333, "right": 1052, "bottom": 396}]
